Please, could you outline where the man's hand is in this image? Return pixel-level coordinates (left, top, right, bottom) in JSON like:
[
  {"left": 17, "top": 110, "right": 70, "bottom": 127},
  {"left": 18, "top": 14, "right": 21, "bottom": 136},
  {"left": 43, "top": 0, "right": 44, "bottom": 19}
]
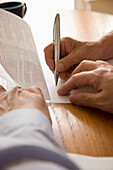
[
  {"left": 58, "top": 60, "right": 113, "bottom": 114},
  {"left": 44, "top": 37, "right": 100, "bottom": 80},
  {"left": 44, "top": 34, "right": 113, "bottom": 80},
  {"left": 0, "top": 86, "right": 51, "bottom": 122}
]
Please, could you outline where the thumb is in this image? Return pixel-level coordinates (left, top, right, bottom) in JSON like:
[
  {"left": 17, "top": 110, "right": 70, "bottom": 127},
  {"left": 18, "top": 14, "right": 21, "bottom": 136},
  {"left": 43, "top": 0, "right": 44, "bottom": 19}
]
[{"left": 69, "top": 91, "right": 98, "bottom": 108}]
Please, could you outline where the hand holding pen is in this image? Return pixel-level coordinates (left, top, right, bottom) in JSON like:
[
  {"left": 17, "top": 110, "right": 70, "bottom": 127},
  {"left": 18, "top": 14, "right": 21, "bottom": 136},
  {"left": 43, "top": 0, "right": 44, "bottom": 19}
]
[{"left": 44, "top": 16, "right": 84, "bottom": 81}]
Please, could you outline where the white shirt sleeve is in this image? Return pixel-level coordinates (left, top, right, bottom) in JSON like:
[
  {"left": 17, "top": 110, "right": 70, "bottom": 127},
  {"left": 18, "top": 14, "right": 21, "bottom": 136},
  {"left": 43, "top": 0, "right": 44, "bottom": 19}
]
[{"left": 0, "top": 108, "right": 70, "bottom": 170}]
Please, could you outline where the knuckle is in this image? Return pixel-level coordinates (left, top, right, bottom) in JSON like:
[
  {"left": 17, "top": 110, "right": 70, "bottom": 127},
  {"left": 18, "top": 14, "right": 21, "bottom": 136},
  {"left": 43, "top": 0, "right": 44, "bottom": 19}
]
[
  {"left": 95, "top": 67, "right": 108, "bottom": 76},
  {"left": 96, "top": 60, "right": 108, "bottom": 66},
  {"left": 31, "top": 86, "right": 41, "bottom": 92},
  {"left": 11, "top": 86, "right": 20, "bottom": 93},
  {"left": 16, "top": 86, "right": 22, "bottom": 90},
  {"left": 35, "top": 87, "right": 41, "bottom": 91},
  {"left": 79, "top": 60, "right": 88, "bottom": 68},
  {"left": 15, "top": 86, "right": 21, "bottom": 90},
  {"left": 71, "top": 75, "right": 77, "bottom": 84},
  {"left": 89, "top": 71, "right": 100, "bottom": 89},
  {"left": 62, "top": 37, "right": 71, "bottom": 42},
  {"left": 96, "top": 60, "right": 102, "bottom": 64},
  {"left": 71, "top": 74, "right": 81, "bottom": 87},
  {"left": 81, "top": 60, "right": 87, "bottom": 65}
]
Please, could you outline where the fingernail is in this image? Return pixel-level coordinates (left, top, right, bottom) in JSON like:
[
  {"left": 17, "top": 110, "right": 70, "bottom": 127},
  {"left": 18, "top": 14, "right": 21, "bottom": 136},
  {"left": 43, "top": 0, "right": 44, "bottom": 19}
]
[
  {"left": 57, "top": 88, "right": 65, "bottom": 95},
  {"left": 57, "top": 89, "right": 62, "bottom": 95},
  {"left": 57, "top": 62, "right": 64, "bottom": 71}
]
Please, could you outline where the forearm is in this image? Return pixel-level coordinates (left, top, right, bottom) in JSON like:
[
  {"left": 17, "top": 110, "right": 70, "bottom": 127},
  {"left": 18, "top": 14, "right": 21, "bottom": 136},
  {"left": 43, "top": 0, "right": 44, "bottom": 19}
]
[
  {"left": 98, "top": 32, "right": 113, "bottom": 60},
  {"left": 81, "top": 32, "right": 113, "bottom": 62},
  {"left": 0, "top": 108, "right": 66, "bottom": 157},
  {"left": 0, "top": 109, "right": 73, "bottom": 170},
  {"left": 0, "top": 87, "right": 79, "bottom": 169}
]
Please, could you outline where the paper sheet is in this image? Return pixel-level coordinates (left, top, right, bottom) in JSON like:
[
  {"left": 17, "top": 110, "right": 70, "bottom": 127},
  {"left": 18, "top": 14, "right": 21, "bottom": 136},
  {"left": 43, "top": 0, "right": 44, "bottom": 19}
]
[
  {"left": 39, "top": 48, "right": 113, "bottom": 103},
  {"left": 0, "top": 9, "right": 50, "bottom": 100},
  {"left": 67, "top": 153, "right": 113, "bottom": 170},
  {"left": 0, "top": 64, "right": 18, "bottom": 90}
]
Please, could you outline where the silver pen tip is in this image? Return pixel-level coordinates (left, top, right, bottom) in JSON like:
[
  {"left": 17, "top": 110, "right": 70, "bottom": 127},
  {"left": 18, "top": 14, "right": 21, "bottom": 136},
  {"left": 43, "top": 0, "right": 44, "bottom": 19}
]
[{"left": 55, "top": 78, "right": 58, "bottom": 86}]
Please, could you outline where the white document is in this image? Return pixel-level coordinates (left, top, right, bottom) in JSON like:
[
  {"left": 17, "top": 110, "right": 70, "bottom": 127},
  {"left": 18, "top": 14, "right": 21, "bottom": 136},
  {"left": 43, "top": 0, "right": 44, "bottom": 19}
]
[
  {"left": 40, "top": 48, "right": 113, "bottom": 103},
  {"left": 0, "top": 64, "right": 18, "bottom": 91},
  {"left": 68, "top": 153, "right": 113, "bottom": 170}
]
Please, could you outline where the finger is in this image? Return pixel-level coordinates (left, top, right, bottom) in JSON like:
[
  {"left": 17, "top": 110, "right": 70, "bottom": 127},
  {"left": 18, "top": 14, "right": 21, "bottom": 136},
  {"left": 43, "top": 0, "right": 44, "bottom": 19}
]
[
  {"left": 71, "top": 60, "right": 97, "bottom": 75},
  {"left": 6, "top": 86, "right": 21, "bottom": 105},
  {"left": 69, "top": 91, "right": 99, "bottom": 108},
  {"left": 0, "top": 85, "right": 6, "bottom": 94},
  {"left": 44, "top": 39, "right": 68, "bottom": 72},
  {"left": 59, "top": 72, "right": 71, "bottom": 80},
  {"left": 9, "top": 86, "right": 22, "bottom": 94},
  {"left": 60, "top": 37, "right": 77, "bottom": 58},
  {"left": 59, "top": 64, "right": 77, "bottom": 80},
  {"left": 25, "top": 86, "right": 48, "bottom": 113},
  {"left": 57, "top": 71, "right": 98, "bottom": 96},
  {"left": 9, "top": 86, "right": 21, "bottom": 95},
  {"left": 44, "top": 37, "right": 77, "bottom": 72},
  {"left": 26, "top": 86, "right": 45, "bottom": 100},
  {"left": 44, "top": 43, "right": 54, "bottom": 72},
  {"left": 56, "top": 45, "right": 87, "bottom": 72}
]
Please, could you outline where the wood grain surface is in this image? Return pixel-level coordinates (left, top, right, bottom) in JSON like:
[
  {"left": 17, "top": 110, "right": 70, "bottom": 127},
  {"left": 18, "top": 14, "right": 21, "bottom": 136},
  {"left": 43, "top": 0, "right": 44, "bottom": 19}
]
[
  {"left": 49, "top": 103, "right": 113, "bottom": 156},
  {"left": 46, "top": 11, "right": 113, "bottom": 156},
  {"left": 25, "top": 9, "right": 113, "bottom": 156}
]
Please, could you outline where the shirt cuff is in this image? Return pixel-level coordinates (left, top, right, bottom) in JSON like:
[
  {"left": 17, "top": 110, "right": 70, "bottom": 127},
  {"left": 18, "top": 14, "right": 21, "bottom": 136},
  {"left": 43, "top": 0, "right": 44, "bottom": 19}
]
[
  {"left": 0, "top": 108, "right": 67, "bottom": 158},
  {"left": 0, "top": 108, "right": 52, "bottom": 136}
]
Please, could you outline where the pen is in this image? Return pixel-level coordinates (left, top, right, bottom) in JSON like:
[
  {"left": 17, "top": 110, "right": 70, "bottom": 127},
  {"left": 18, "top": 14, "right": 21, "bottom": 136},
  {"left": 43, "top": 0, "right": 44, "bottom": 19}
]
[{"left": 53, "top": 13, "right": 60, "bottom": 86}]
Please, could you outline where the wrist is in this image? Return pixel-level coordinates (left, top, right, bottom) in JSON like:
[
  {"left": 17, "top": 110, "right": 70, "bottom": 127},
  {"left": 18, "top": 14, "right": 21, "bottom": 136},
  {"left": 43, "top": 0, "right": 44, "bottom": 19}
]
[
  {"left": 82, "top": 41, "right": 102, "bottom": 61},
  {"left": 98, "top": 33, "right": 113, "bottom": 60}
]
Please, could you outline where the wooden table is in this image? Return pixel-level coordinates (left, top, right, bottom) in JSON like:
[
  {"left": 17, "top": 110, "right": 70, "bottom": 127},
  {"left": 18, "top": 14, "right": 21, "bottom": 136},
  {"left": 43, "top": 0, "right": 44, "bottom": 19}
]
[{"left": 25, "top": 9, "right": 113, "bottom": 157}]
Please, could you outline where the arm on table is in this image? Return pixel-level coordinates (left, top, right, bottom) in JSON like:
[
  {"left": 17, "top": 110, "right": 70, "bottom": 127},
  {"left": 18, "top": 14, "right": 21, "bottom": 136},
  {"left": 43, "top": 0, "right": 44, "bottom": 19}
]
[{"left": 0, "top": 86, "right": 80, "bottom": 170}]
